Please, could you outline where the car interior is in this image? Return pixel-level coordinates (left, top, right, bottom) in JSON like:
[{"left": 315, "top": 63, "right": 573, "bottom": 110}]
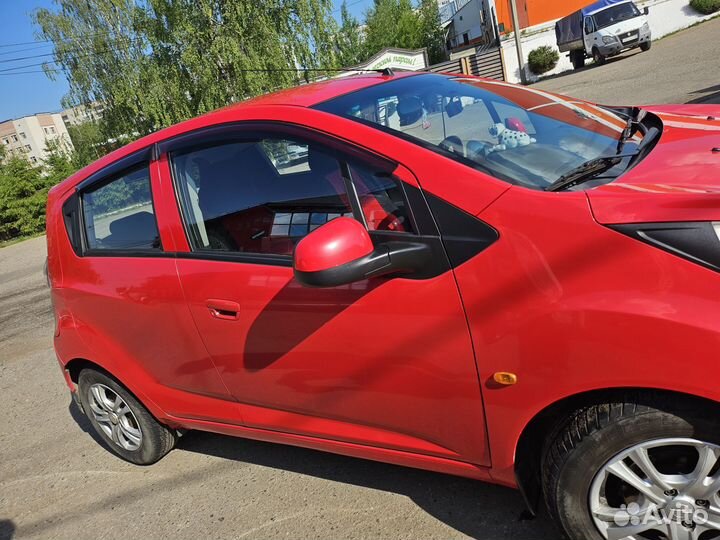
[{"left": 172, "top": 138, "right": 410, "bottom": 255}]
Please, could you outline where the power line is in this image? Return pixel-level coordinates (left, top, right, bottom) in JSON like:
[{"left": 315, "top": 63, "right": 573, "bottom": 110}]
[
  {"left": 0, "top": 43, "right": 54, "bottom": 57},
  {"left": 0, "top": 65, "right": 391, "bottom": 76},
  {"left": 0, "top": 29, "right": 117, "bottom": 49},
  {"left": 0, "top": 69, "right": 62, "bottom": 75},
  {"left": 0, "top": 1, "right": 370, "bottom": 50},
  {"left": 0, "top": 50, "right": 65, "bottom": 64},
  {"left": 331, "top": 0, "right": 368, "bottom": 13}
]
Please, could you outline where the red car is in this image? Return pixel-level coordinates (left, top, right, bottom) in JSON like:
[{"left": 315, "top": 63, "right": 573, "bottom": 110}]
[{"left": 46, "top": 71, "right": 720, "bottom": 540}]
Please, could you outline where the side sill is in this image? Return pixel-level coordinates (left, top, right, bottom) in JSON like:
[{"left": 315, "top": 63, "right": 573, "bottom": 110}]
[{"left": 166, "top": 414, "right": 495, "bottom": 483}]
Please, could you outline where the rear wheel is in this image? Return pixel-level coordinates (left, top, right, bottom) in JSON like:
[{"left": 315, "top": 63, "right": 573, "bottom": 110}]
[
  {"left": 78, "top": 369, "right": 176, "bottom": 464},
  {"left": 641, "top": 41, "right": 652, "bottom": 52},
  {"left": 593, "top": 48, "right": 607, "bottom": 65},
  {"left": 571, "top": 50, "right": 586, "bottom": 70},
  {"left": 543, "top": 396, "right": 720, "bottom": 540}
]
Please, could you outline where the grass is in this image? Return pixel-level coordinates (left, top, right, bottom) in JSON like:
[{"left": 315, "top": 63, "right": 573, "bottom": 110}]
[{"left": 0, "top": 232, "right": 44, "bottom": 249}]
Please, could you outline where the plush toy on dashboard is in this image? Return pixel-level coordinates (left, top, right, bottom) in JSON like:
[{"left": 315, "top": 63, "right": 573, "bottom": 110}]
[{"left": 487, "top": 122, "right": 536, "bottom": 153}]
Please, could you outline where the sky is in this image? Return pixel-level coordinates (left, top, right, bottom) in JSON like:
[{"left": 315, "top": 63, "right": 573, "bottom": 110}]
[{"left": 0, "top": 0, "right": 374, "bottom": 122}]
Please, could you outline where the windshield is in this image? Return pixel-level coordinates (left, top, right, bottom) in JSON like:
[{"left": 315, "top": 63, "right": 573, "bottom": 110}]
[
  {"left": 315, "top": 74, "right": 641, "bottom": 190},
  {"left": 592, "top": 2, "right": 641, "bottom": 29}
]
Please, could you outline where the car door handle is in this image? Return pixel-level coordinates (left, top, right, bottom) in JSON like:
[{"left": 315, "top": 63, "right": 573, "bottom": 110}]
[{"left": 206, "top": 299, "right": 240, "bottom": 321}]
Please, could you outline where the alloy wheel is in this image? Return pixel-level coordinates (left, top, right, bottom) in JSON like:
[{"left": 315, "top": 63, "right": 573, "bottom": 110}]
[
  {"left": 589, "top": 438, "right": 720, "bottom": 540},
  {"left": 87, "top": 383, "right": 143, "bottom": 451}
]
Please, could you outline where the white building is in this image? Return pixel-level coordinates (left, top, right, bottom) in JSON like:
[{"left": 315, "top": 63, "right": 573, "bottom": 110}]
[
  {"left": 0, "top": 113, "right": 74, "bottom": 166},
  {"left": 446, "top": 0, "right": 496, "bottom": 51},
  {"left": 438, "top": 0, "right": 472, "bottom": 25},
  {"left": 61, "top": 102, "right": 104, "bottom": 127}
]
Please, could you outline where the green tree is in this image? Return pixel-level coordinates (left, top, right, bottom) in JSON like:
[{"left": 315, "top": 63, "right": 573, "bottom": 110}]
[
  {"left": 364, "top": 0, "right": 418, "bottom": 55},
  {"left": 336, "top": 1, "right": 366, "bottom": 68},
  {"left": 67, "top": 121, "right": 114, "bottom": 169},
  {"left": 0, "top": 138, "right": 83, "bottom": 243},
  {"left": 34, "top": 0, "right": 339, "bottom": 142},
  {"left": 363, "top": 0, "right": 445, "bottom": 64},
  {"left": 417, "top": 0, "right": 446, "bottom": 64},
  {"left": 0, "top": 149, "right": 51, "bottom": 241}
]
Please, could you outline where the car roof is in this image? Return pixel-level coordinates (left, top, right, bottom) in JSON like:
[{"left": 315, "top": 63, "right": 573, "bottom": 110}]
[
  {"left": 224, "top": 71, "right": 418, "bottom": 108},
  {"left": 50, "top": 71, "right": 421, "bottom": 197}
]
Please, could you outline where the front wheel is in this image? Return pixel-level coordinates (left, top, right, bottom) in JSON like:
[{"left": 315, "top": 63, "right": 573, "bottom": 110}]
[
  {"left": 593, "top": 48, "right": 607, "bottom": 65},
  {"left": 641, "top": 41, "right": 652, "bottom": 52},
  {"left": 78, "top": 369, "right": 177, "bottom": 464},
  {"left": 543, "top": 396, "right": 720, "bottom": 540}
]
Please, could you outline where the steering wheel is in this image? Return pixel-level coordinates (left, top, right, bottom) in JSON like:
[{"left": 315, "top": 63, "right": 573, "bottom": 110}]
[{"left": 439, "top": 136, "right": 464, "bottom": 156}]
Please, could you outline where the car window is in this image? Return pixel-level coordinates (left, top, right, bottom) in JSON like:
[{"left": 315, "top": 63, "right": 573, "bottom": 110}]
[
  {"left": 170, "top": 135, "right": 415, "bottom": 256},
  {"left": 171, "top": 139, "right": 347, "bottom": 255},
  {"left": 315, "top": 74, "right": 635, "bottom": 190},
  {"left": 347, "top": 163, "right": 414, "bottom": 233},
  {"left": 593, "top": 3, "right": 640, "bottom": 30},
  {"left": 81, "top": 166, "right": 161, "bottom": 251}
]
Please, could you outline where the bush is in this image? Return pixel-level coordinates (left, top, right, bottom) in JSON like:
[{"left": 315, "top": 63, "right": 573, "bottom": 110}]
[
  {"left": 690, "top": 0, "right": 720, "bottom": 13},
  {"left": 528, "top": 45, "right": 560, "bottom": 75}
]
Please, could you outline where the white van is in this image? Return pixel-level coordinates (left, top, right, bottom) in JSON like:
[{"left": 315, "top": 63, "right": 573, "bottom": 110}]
[{"left": 556, "top": 0, "right": 652, "bottom": 69}]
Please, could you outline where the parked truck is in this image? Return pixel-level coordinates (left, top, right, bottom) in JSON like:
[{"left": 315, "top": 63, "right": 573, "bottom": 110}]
[{"left": 555, "top": 0, "right": 652, "bottom": 69}]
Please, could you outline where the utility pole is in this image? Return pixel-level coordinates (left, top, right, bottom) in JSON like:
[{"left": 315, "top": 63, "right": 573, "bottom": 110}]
[{"left": 508, "top": 0, "right": 527, "bottom": 84}]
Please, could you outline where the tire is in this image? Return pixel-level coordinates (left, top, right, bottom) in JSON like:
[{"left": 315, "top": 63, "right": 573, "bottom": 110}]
[
  {"left": 592, "top": 48, "right": 606, "bottom": 66},
  {"left": 640, "top": 41, "right": 651, "bottom": 52},
  {"left": 78, "top": 369, "right": 176, "bottom": 464},
  {"left": 543, "top": 394, "right": 720, "bottom": 540},
  {"left": 571, "top": 50, "right": 585, "bottom": 70}
]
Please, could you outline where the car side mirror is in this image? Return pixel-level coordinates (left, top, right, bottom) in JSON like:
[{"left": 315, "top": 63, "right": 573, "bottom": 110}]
[
  {"left": 643, "top": 6, "right": 649, "bottom": 14},
  {"left": 293, "top": 217, "right": 430, "bottom": 288}
]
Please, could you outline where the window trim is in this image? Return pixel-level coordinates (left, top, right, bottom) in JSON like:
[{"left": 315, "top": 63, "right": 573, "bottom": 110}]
[
  {"left": 162, "top": 121, "right": 421, "bottom": 266},
  {"left": 74, "top": 148, "right": 164, "bottom": 256}
]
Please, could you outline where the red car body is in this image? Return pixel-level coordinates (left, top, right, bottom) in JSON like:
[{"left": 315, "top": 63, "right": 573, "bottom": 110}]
[{"left": 46, "top": 72, "right": 720, "bottom": 502}]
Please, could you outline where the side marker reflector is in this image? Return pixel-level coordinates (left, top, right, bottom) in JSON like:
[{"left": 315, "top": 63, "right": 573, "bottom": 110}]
[{"left": 493, "top": 372, "right": 518, "bottom": 386}]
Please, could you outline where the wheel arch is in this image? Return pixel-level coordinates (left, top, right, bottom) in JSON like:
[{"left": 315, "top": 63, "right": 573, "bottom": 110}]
[
  {"left": 513, "top": 387, "right": 720, "bottom": 515},
  {"left": 63, "top": 356, "right": 168, "bottom": 423}
]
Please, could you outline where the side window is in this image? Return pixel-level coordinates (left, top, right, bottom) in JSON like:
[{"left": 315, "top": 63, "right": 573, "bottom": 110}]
[
  {"left": 170, "top": 138, "right": 354, "bottom": 255},
  {"left": 584, "top": 17, "right": 595, "bottom": 34},
  {"left": 81, "top": 166, "right": 161, "bottom": 251},
  {"left": 347, "top": 162, "right": 414, "bottom": 233}
]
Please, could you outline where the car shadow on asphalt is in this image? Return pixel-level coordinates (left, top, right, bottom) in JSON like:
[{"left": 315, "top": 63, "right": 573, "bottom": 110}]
[
  {"left": 686, "top": 84, "right": 720, "bottom": 104},
  {"left": 69, "top": 400, "right": 558, "bottom": 539},
  {"left": 0, "top": 520, "right": 15, "bottom": 540},
  {"left": 176, "top": 431, "right": 559, "bottom": 539}
]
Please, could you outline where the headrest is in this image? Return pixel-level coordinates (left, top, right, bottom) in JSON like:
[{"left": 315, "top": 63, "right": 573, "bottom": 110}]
[
  {"left": 108, "top": 211, "right": 157, "bottom": 248},
  {"left": 396, "top": 96, "right": 423, "bottom": 126}
]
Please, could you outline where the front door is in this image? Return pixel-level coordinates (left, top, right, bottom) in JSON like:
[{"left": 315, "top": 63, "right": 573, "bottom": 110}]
[{"left": 161, "top": 123, "right": 490, "bottom": 464}]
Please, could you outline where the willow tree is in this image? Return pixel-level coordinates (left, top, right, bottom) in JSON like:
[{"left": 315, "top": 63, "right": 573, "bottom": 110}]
[{"left": 34, "top": 0, "right": 339, "bottom": 140}]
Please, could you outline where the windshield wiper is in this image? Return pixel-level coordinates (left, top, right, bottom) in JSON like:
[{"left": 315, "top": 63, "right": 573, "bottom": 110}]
[
  {"left": 545, "top": 153, "right": 636, "bottom": 192},
  {"left": 616, "top": 106, "right": 647, "bottom": 154},
  {"left": 546, "top": 126, "right": 660, "bottom": 192}
]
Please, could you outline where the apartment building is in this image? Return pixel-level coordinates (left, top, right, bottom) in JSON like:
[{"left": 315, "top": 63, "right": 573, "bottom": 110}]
[
  {"left": 0, "top": 113, "right": 74, "bottom": 165},
  {"left": 61, "top": 102, "right": 104, "bottom": 127}
]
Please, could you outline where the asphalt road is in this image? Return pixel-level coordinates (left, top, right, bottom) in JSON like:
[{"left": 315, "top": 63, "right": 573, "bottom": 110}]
[
  {"left": 534, "top": 16, "right": 720, "bottom": 105},
  {"left": 2, "top": 19, "right": 720, "bottom": 540}
]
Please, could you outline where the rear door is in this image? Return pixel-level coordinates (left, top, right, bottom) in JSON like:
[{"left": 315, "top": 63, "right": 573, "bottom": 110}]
[
  {"left": 60, "top": 150, "right": 232, "bottom": 417},
  {"left": 160, "top": 122, "right": 490, "bottom": 464}
]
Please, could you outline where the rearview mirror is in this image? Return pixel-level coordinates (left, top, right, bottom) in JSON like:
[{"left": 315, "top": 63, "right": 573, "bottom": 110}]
[
  {"left": 293, "top": 217, "right": 430, "bottom": 287},
  {"left": 446, "top": 96, "right": 464, "bottom": 118}
]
